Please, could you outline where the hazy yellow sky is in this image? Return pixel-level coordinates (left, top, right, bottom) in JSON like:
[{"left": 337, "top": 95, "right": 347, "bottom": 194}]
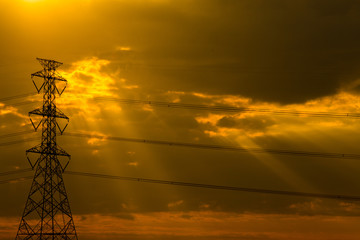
[{"left": 1, "top": 0, "right": 360, "bottom": 239}]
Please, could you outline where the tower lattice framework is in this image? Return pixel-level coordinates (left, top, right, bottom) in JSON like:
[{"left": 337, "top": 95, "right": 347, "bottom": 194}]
[{"left": 16, "top": 58, "right": 78, "bottom": 240}]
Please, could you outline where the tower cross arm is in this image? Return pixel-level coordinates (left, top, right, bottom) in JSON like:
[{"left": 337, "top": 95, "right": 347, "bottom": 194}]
[
  {"left": 53, "top": 72, "right": 67, "bottom": 82},
  {"left": 29, "top": 108, "right": 69, "bottom": 120},
  {"left": 31, "top": 70, "right": 67, "bottom": 82},
  {"left": 31, "top": 70, "right": 46, "bottom": 79},
  {"left": 54, "top": 145, "right": 71, "bottom": 157},
  {"left": 36, "top": 58, "right": 63, "bottom": 70},
  {"left": 26, "top": 144, "right": 70, "bottom": 158},
  {"left": 26, "top": 144, "right": 42, "bottom": 155}
]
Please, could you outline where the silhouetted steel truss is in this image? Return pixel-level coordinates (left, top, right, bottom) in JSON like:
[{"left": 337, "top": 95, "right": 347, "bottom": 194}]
[{"left": 16, "top": 58, "right": 78, "bottom": 240}]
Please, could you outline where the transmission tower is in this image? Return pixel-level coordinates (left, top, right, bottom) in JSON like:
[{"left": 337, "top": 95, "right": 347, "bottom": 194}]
[{"left": 16, "top": 58, "right": 78, "bottom": 240}]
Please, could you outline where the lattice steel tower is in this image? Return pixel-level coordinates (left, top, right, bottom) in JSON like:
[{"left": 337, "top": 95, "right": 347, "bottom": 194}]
[{"left": 16, "top": 58, "right": 77, "bottom": 240}]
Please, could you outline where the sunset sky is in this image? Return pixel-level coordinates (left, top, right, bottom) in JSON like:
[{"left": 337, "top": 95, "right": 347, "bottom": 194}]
[{"left": 1, "top": 0, "right": 360, "bottom": 239}]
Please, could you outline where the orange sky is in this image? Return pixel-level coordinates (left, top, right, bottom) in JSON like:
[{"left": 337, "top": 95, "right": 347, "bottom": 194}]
[{"left": 1, "top": 0, "right": 360, "bottom": 239}]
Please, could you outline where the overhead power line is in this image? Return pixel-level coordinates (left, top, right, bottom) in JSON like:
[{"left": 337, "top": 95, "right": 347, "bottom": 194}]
[
  {"left": 0, "top": 100, "right": 40, "bottom": 108},
  {"left": 2, "top": 130, "right": 360, "bottom": 160},
  {"left": 3, "top": 168, "right": 360, "bottom": 202},
  {"left": 0, "top": 93, "right": 36, "bottom": 102},
  {"left": 5, "top": 101, "right": 40, "bottom": 107},
  {"left": 0, "top": 176, "right": 32, "bottom": 185},
  {"left": 0, "top": 168, "right": 32, "bottom": 177},
  {"left": 0, "top": 93, "right": 39, "bottom": 108},
  {"left": 65, "top": 170, "right": 360, "bottom": 202},
  {"left": 3, "top": 93, "right": 360, "bottom": 118},
  {"left": 0, "top": 130, "right": 38, "bottom": 147},
  {"left": 0, "top": 137, "right": 39, "bottom": 147},
  {"left": 94, "top": 97, "right": 360, "bottom": 118},
  {"left": 0, "top": 130, "right": 34, "bottom": 139},
  {"left": 64, "top": 132, "right": 360, "bottom": 160}
]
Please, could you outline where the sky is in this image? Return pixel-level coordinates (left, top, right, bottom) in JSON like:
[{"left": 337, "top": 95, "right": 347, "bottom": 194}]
[{"left": 1, "top": 0, "right": 360, "bottom": 239}]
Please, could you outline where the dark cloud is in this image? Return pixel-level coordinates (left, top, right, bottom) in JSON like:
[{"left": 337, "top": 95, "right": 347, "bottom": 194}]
[
  {"left": 98, "top": 0, "right": 360, "bottom": 104},
  {"left": 217, "top": 116, "right": 275, "bottom": 132},
  {"left": 2, "top": 0, "right": 360, "bottom": 103},
  {"left": 112, "top": 213, "right": 136, "bottom": 220}
]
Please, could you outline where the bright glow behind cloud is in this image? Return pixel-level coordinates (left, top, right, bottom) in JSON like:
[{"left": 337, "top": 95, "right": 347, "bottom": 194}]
[{"left": 58, "top": 57, "right": 118, "bottom": 116}]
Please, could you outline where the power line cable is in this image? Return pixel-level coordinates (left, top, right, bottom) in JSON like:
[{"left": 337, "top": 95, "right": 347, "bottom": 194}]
[
  {"left": 65, "top": 170, "right": 360, "bottom": 202},
  {"left": 0, "top": 168, "right": 32, "bottom": 177},
  {"left": 2, "top": 130, "right": 360, "bottom": 160},
  {"left": 0, "top": 176, "right": 32, "bottom": 185},
  {"left": 2, "top": 93, "right": 360, "bottom": 118},
  {"left": 0, "top": 100, "right": 40, "bottom": 108},
  {"left": 8, "top": 101, "right": 40, "bottom": 107},
  {"left": 3, "top": 168, "right": 360, "bottom": 202},
  {"left": 0, "top": 130, "right": 34, "bottom": 139},
  {"left": 0, "top": 93, "right": 37, "bottom": 102},
  {"left": 0, "top": 137, "right": 39, "bottom": 147},
  {"left": 94, "top": 97, "right": 360, "bottom": 118},
  {"left": 64, "top": 132, "right": 360, "bottom": 160}
]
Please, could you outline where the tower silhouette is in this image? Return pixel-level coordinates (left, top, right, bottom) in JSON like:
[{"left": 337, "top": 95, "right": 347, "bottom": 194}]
[{"left": 16, "top": 58, "right": 78, "bottom": 240}]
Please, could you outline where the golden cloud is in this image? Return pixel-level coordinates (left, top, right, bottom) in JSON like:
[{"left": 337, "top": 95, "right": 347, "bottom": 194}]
[{"left": 3, "top": 211, "right": 350, "bottom": 240}]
